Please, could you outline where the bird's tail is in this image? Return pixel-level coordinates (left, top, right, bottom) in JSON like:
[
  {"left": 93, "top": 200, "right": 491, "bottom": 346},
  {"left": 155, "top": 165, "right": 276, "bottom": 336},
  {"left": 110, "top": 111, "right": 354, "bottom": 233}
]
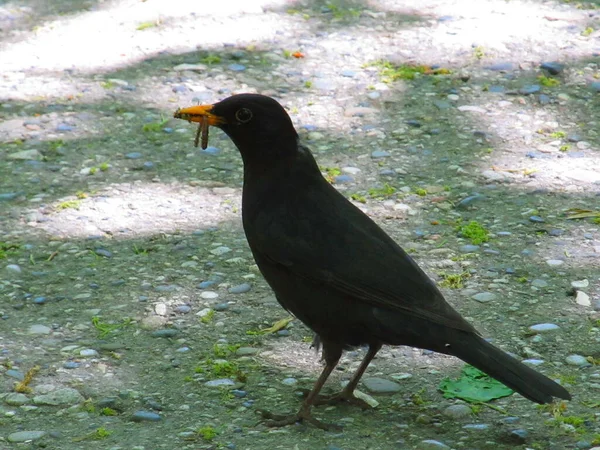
[{"left": 449, "top": 334, "right": 571, "bottom": 404}]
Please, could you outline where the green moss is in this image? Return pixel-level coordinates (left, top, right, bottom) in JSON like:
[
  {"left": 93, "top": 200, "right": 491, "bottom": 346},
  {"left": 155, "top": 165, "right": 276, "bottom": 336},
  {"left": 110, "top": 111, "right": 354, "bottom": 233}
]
[
  {"left": 458, "top": 221, "right": 489, "bottom": 245},
  {"left": 57, "top": 200, "right": 81, "bottom": 210},
  {"left": 200, "top": 309, "right": 215, "bottom": 324},
  {"left": 368, "top": 183, "right": 396, "bottom": 199},
  {"left": 197, "top": 425, "right": 217, "bottom": 441},
  {"left": 350, "top": 193, "right": 366, "bottom": 203},
  {"left": 439, "top": 272, "right": 471, "bottom": 289},
  {"left": 538, "top": 75, "right": 560, "bottom": 87},
  {"left": 415, "top": 188, "right": 427, "bottom": 196},
  {"left": 582, "top": 27, "right": 594, "bottom": 36},
  {"left": 136, "top": 21, "right": 157, "bottom": 31},
  {"left": 100, "top": 407, "right": 118, "bottom": 416},
  {"left": 200, "top": 54, "right": 221, "bottom": 65},
  {"left": 549, "top": 131, "right": 567, "bottom": 138}
]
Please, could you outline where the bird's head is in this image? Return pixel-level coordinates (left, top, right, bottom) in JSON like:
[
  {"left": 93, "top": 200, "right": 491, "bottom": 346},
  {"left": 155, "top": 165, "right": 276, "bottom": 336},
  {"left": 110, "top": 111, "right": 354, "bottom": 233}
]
[{"left": 174, "top": 94, "right": 299, "bottom": 160}]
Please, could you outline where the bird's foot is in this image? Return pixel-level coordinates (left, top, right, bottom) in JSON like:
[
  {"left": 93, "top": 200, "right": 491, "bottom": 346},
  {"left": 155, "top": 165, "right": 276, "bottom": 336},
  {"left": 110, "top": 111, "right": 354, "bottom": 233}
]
[
  {"left": 299, "top": 388, "right": 372, "bottom": 409},
  {"left": 258, "top": 409, "right": 340, "bottom": 431}
]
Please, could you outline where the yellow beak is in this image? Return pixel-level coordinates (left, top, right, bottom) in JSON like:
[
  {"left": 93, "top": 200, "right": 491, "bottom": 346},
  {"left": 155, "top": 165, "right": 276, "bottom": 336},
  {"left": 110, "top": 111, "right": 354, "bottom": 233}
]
[{"left": 173, "top": 105, "right": 225, "bottom": 126}]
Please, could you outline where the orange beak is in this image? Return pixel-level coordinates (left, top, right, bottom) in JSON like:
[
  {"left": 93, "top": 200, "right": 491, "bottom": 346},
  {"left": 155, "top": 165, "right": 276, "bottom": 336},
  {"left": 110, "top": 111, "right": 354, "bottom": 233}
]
[{"left": 173, "top": 104, "right": 225, "bottom": 126}]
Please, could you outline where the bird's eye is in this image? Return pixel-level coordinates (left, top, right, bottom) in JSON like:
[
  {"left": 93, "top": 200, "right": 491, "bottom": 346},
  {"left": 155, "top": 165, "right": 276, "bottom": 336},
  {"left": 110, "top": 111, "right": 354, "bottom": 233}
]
[{"left": 235, "top": 108, "right": 253, "bottom": 124}]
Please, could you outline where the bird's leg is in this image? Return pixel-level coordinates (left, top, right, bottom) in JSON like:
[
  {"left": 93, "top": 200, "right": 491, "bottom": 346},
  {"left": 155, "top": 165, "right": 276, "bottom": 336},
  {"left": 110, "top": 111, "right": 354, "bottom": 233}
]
[
  {"left": 260, "top": 342, "right": 342, "bottom": 430},
  {"left": 308, "top": 343, "right": 382, "bottom": 408}
]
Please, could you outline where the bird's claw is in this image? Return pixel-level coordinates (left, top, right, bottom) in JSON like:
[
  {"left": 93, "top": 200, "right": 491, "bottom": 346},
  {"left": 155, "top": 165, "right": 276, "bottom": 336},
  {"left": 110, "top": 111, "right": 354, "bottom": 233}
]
[
  {"left": 257, "top": 409, "right": 340, "bottom": 431},
  {"left": 298, "top": 388, "right": 372, "bottom": 409}
]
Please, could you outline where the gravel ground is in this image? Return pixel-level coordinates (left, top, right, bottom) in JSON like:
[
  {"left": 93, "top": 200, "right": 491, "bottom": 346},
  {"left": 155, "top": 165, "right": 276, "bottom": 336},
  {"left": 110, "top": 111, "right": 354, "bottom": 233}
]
[{"left": 1, "top": 0, "right": 600, "bottom": 449}]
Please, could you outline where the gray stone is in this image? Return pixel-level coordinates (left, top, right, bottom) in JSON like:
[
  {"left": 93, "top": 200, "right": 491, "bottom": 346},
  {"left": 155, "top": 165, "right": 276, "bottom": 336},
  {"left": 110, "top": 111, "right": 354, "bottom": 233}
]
[
  {"left": 33, "top": 388, "right": 84, "bottom": 405},
  {"left": 420, "top": 440, "right": 450, "bottom": 449},
  {"left": 229, "top": 283, "right": 251, "bottom": 294},
  {"left": 28, "top": 324, "right": 51, "bottom": 334},
  {"left": 546, "top": 259, "right": 564, "bottom": 267},
  {"left": 571, "top": 279, "right": 589, "bottom": 289},
  {"left": 529, "top": 323, "right": 560, "bottom": 333},
  {"left": 8, "top": 149, "right": 42, "bottom": 160},
  {"left": 472, "top": 292, "right": 496, "bottom": 303},
  {"left": 575, "top": 291, "right": 591, "bottom": 307},
  {"left": 236, "top": 347, "right": 258, "bottom": 356},
  {"left": 443, "top": 404, "right": 472, "bottom": 418},
  {"left": 362, "top": 377, "right": 401, "bottom": 394},
  {"left": 565, "top": 354, "right": 590, "bottom": 366},
  {"left": 531, "top": 279, "right": 548, "bottom": 288},
  {"left": 205, "top": 378, "right": 235, "bottom": 387},
  {"left": 4, "top": 393, "right": 29, "bottom": 406},
  {"left": 7, "top": 431, "right": 46, "bottom": 443}
]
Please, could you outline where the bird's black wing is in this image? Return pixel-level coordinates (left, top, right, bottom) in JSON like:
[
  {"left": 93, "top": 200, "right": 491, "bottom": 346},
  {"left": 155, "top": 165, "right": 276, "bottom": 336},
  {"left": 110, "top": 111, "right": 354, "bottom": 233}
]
[{"left": 247, "top": 166, "right": 476, "bottom": 334}]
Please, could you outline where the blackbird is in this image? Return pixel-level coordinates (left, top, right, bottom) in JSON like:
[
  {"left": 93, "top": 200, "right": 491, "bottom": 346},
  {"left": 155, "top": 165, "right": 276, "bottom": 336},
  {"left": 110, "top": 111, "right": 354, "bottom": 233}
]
[{"left": 174, "top": 94, "right": 571, "bottom": 429}]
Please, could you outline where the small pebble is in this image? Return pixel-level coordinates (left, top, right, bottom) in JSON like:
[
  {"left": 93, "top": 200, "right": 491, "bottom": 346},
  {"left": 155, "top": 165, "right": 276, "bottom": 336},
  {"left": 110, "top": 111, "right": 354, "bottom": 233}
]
[
  {"left": 472, "top": 292, "right": 496, "bottom": 303},
  {"left": 205, "top": 378, "right": 235, "bottom": 387},
  {"left": 531, "top": 279, "right": 548, "bottom": 288},
  {"left": 529, "top": 323, "right": 560, "bottom": 333},
  {"left": 8, "top": 431, "right": 47, "bottom": 443},
  {"left": 132, "top": 410, "right": 162, "bottom": 422},
  {"left": 214, "top": 303, "right": 229, "bottom": 311},
  {"left": 282, "top": 377, "right": 297, "bottom": 385},
  {"left": 125, "top": 152, "right": 142, "bottom": 159},
  {"left": 571, "top": 279, "right": 589, "bottom": 289},
  {"left": 459, "top": 245, "right": 479, "bottom": 253},
  {"left": 200, "top": 291, "right": 219, "bottom": 299},
  {"left": 229, "top": 283, "right": 251, "bottom": 294},
  {"left": 565, "top": 354, "right": 591, "bottom": 367},
  {"left": 529, "top": 215, "right": 544, "bottom": 223},
  {"left": 362, "top": 377, "right": 401, "bottom": 393},
  {"left": 371, "top": 150, "right": 391, "bottom": 158},
  {"left": 151, "top": 329, "right": 180, "bottom": 338},
  {"left": 420, "top": 440, "right": 450, "bottom": 449},
  {"left": 443, "top": 404, "right": 472, "bottom": 418},
  {"left": 546, "top": 259, "right": 564, "bottom": 267}
]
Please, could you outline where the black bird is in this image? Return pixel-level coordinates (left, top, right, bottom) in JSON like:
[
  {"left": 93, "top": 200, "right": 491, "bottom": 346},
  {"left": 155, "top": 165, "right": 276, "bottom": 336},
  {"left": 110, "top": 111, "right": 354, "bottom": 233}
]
[{"left": 174, "top": 94, "right": 571, "bottom": 429}]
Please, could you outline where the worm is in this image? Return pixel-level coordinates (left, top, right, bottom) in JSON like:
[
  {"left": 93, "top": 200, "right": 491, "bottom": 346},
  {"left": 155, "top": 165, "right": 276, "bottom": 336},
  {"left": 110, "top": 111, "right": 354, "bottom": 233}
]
[{"left": 201, "top": 116, "right": 209, "bottom": 150}]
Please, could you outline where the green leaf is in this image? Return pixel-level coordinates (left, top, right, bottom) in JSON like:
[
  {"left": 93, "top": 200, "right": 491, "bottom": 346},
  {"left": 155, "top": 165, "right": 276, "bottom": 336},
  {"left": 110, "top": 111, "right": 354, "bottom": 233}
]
[{"left": 438, "top": 365, "right": 514, "bottom": 403}]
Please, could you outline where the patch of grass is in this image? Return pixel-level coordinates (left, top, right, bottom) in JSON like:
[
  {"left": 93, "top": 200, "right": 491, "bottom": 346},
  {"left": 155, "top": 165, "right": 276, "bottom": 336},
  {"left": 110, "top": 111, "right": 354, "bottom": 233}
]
[
  {"left": 517, "top": 276, "right": 528, "bottom": 283},
  {"left": 200, "top": 54, "right": 221, "bottom": 65},
  {"left": 325, "top": 1, "right": 361, "bottom": 19},
  {"left": 89, "top": 167, "right": 98, "bottom": 175},
  {"left": 370, "top": 60, "right": 451, "bottom": 83},
  {"left": 136, "top": 21, "right": 157, "bottom": 31},
  {"left": 414, "top": 188, "right": 427, "bottom": 196},
  {"left": 473, "top": 46, "right": 485, "bottom": 59},
  {"left": 197, "top": 425, "right": 217, "bottom": 441},
  {"left": 439, "top": 272, "right": 471, "bottom": 289},
  {"left": 304, "top": 80, "right": 313, "bottom": 88},
  {"left": 0, "top": 242, "right": 20, "bottom": 259},
  {"left": 350, "top": 193, "right": 366, "bottom": 203},
  {"left": 57, "top": 200, "right": 81, "bottom": 210},
  {"left": 581, "top": 26, "right": 594, "bottom": 36},
  {"left": 99, "top": 162, "right": 110, "bottom": 172},
  {"left": 560, "top": 144, "right": 571, "bottom": 152},
  {"left": 100, "top": 407, "right": 118, "bottom": 416},
  {"left": 538, "top": 75, "right": 560, "bottom": 87},
  {"left": 142, "top": 118, "right": 169, "bottom": 132},
  {"left": 91, "top": 316, "right": 133, "bottom": 338},
  {"left": 76, "top": 191, "right": 88, "bottom": 199},
  {"left": 458, "top": 221, "right": 489, "bottom": 245},
  {"left": 320, "top": 166, "right": 341, "bottom": 182},
  {"left": 100, "top": 81, "right": 115, "bottom": 89},
  {"left": 371, "top": 60, "right": 427, "bottom": 82},
  {"left": 368, "top": 183, "right": 396, "bottom": 199},
  {"left": 212, "top": 343, "right": 240, "bottom": 358},
  {"left": 200, "top": 309, "right": 215, "bottom": 324},
  {"left": 549, "top": 131, "right": 567, "bottom": 139},
  {"left": 48, "top": 139, "right": 64, "bottom": 151},
  {"left": 73, "top": 427, "right": 113, "bottom": 442}
]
